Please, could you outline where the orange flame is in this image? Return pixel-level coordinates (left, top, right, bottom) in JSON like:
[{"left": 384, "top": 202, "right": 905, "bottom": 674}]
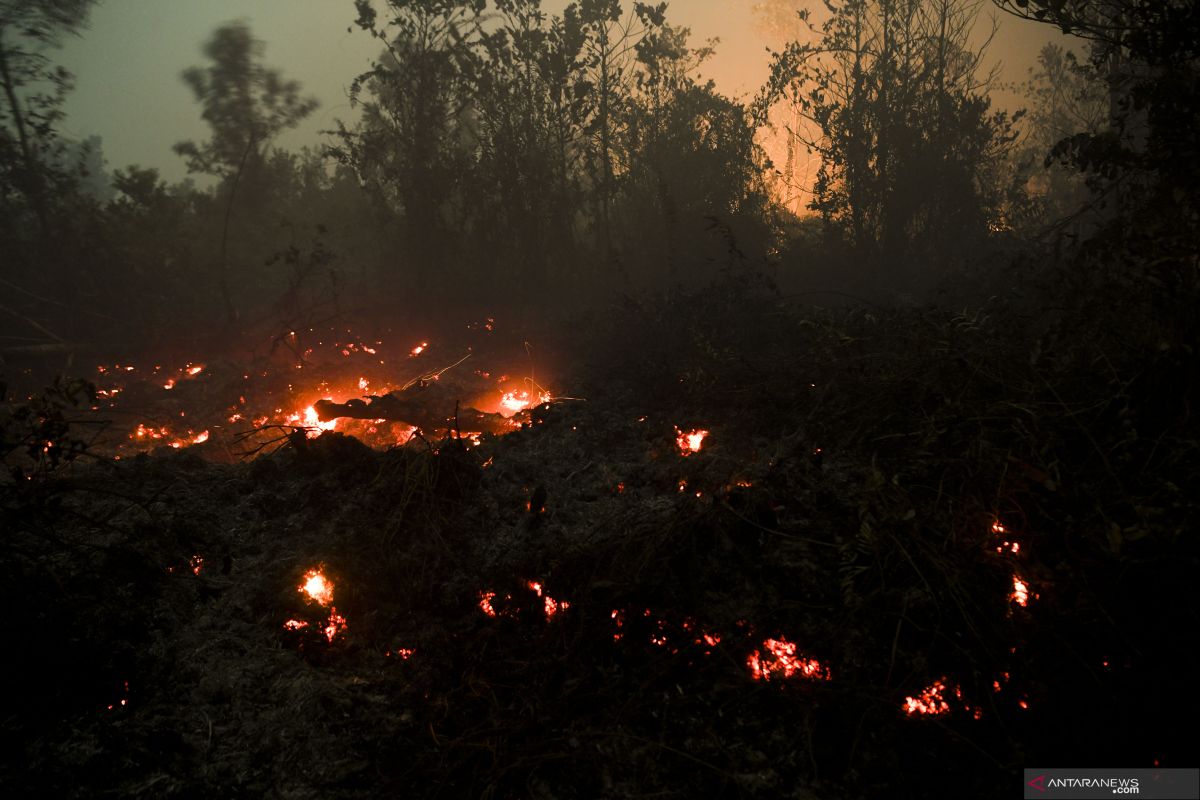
[
  {"left": 287, "top": 567, "right": 346, "bottom": 643},
  {"left": 304, "top": 405, "right": 336, "bottom": 432},
  {"left": 675, "top": 427, "right": 708, "bottom": 455},
  {"left": 499, "top": 389, "right": 551, "bottom": 416},
  {"left": 300, "top": 569, "right": 334, "bottom": 606},
  {"left": 282, "top": 404, "right": 335, "bottom": 437}
]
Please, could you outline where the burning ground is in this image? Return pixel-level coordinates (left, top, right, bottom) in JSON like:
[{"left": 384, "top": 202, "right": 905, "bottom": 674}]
[{"left": 2, "top": 288, "right": 1197, "bottom": 798}]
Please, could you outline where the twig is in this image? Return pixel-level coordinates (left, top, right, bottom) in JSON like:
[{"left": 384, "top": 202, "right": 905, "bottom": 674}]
[
  {"left": 0, "top": 276, "right": 118, "bottom": 321},
  {"left": 0, "top": 302, "right": 64, "bottom": 342},
  {"left": 401, "top": 353, "right": 472, "bottom": 391}
]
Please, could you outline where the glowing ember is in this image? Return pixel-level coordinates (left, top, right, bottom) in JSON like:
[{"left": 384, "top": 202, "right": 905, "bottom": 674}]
[
  {"left": 189, "top": 555, "right": 204, "bottom": 575},
  {"left": 162, "top": 378, "right": 176, "bottom": 390},
  {"left": 300, "top": 569, "right": 334, "bottom": 606},
  {"left": 526, "top": 581, "right": 570, "bottom": 620},
  {"left": 478, "top": 583, "right": 572, "bottom": 621},
  {"left": 133, "top": 424, "right": 167, "bottom": 439},
  {"left": 191, "top": 430, "right": 209, "bottom": 444},
  {"left": 1010, "top": 575, "right": 1031, "bottom": 607},
  {"left": 287, "top": 568, "right": 346, "bottom": 644},
  {"left": 358, "top": 377, "right": 370, "bottom": 391},
  {"left": 479, "top": 591, "right": 497, "bottom": 617},
  {"left": 903, "top": 678, "right": 952, "bottom": 716},
  {"left": 991, "top": 519, "right": 1020, "bottom": 554},
  {"left": 646, "top": 609, "right": 668, "bottom": 647},
  {"left": 387, "top": 648, "right": 415, "bottom": 660},
  {"left": 747, "top": 638, "right": 830, "bottom": 682},
  {"left": 544, "top": 596, "right": 568, "bottom": 619},
  {"left": 682, "top": 617, "right": 721, "bottom": 650},
  {"left": 675, "top": 427, "right": 708, "bottom": 455},
  {"left": 105, "top": 680, "right": 130, "bottom": 711},
  {"left": 410, "top": 342, "right": 428, "bottom": 357},
  {"left": 186, "top": 364, "right": 204, "bottom": 376},
  {"left": 323, "top": 610, "right": 348, "bottom": 642}
]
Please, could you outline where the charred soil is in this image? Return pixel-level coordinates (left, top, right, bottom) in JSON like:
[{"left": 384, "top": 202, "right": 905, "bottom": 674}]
[{"left": 2, "top": 287, "right": 1197, "bottom": 799}]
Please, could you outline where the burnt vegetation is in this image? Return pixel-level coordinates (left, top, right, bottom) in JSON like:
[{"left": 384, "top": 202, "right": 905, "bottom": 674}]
[{"left": 1, "top": 0, "right": 1198, "bottom": 797}]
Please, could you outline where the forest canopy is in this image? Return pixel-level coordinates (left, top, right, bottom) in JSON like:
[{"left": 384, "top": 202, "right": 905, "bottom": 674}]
[{"left": 3, "top": 0, "right": 1192, "bottom": 346}]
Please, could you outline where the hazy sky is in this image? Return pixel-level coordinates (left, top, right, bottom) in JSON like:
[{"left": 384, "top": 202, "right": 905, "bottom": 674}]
[{"left": 56, "top": 1, "right": 1066, "bottom": 183}]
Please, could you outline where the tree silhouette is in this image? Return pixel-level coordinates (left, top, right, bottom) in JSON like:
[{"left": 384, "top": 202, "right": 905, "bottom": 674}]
[
  {"left": 331, "top": 0, "right": 484, "bottom": 296},
  {"left": 760, "top": 0, "right": 1022, "bottom": 291},
  {"left": 0, "top": 0, "right": 96, "bottom": 240},
  {"left": 175, "top": 21, "right": 318, "bottom": 324}
]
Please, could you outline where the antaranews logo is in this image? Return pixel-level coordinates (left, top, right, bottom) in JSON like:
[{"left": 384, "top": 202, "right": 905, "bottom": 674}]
[
  {"left": 1026, "top": 767, "right": 1197, "bottom": 799},
  {"left": 1042, "top": 777, "right": 1140, "bottom": 794}
]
